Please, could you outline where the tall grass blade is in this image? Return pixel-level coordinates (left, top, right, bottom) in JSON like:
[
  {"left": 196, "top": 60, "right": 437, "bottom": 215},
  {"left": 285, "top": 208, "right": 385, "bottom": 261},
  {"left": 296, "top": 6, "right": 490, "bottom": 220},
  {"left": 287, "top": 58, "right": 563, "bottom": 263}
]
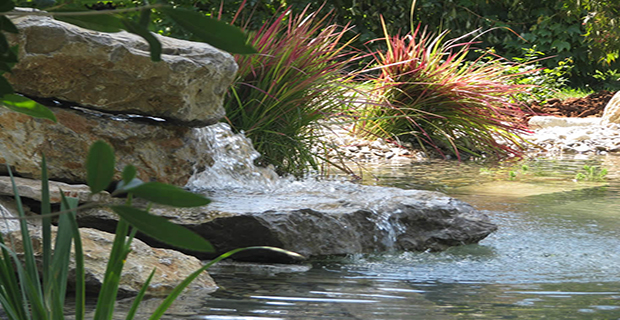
[
  {"left": 94, "top": 218, "right": 131, "bottom": 320},
  {"left": 41, "top": 154, "right": 53, "bottom": 312},
  {"left": 62, "top": 193, "right": 85, "bottom": 320},
  {"left": 0, "top": 170, "right": 27, "bottom": 319},
  {"left": 149, "top": 246, "right": 303, "bottom": 319},
  {"left": 49, "top": 194, "right": 79, "bottom": 319},
  {"left": 125, "top": 268, "right": 156, "bottom": 320},
  {"left": 7, "top": 165, "right": 46, "bottom": 319}
]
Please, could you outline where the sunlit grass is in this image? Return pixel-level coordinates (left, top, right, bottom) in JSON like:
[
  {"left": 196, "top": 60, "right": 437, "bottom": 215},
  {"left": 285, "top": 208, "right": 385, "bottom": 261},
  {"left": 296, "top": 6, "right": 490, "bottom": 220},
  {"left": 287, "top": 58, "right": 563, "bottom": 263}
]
[
  {"left": 355, "top": 21, "right": 531, "bottom": 161},
  {"left": 224, "top": 5, "right": 358, "bottom": 177}
]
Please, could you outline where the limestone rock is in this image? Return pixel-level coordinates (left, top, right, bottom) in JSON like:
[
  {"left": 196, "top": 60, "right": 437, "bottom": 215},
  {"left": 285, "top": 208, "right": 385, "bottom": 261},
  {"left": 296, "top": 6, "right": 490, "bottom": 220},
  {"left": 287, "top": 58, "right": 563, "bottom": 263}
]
[
  {"left": 0, "top": 106, "right": 215, "bottom": 186},
  {"left": 4, "top": 226, "right": 217, "bottom": 296},
  {"left": 528, "top": 116, "right": 602, "bottom": 129},
  {"left": 6, "top": 14, "right": 237, "bottom": 125},
  {"left": 602, "top": 91, "right": 620, "bottom": 124},
  {"left": 77, "top": 183, "right": 497, "bottom": 262},
  {"left": 0, "top": 176, "right": 109, "bottom": 203}
]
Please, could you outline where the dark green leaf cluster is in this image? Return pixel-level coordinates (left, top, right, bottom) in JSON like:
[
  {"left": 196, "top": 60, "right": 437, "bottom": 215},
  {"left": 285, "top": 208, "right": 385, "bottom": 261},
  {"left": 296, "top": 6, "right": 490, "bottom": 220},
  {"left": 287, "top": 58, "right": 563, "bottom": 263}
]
[{"left": 172, "top": 0, "right": 616, "bottom": 87}]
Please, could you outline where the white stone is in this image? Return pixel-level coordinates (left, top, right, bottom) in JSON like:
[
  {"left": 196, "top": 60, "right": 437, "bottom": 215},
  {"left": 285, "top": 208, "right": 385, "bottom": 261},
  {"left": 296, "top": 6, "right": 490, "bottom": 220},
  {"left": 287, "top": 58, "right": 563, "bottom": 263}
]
[
  {"left": 602, "top": 91, "right": 620, "bottom": 124},
  {"left": 529, "top": 116, "right": 602, "bottom": 129}
]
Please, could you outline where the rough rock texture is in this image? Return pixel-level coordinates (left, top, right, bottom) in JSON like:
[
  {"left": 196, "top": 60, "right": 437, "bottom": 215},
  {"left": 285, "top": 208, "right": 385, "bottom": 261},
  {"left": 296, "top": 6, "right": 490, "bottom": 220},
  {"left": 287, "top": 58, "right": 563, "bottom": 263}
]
[
  {"left": 528, "top": 116, "right": 602, "bottom": 129},
  {"left": 525, "top": 117, "right": 620, "bottom": 156},
  {"left": 0, "top": 176, "right": 109, "bottom": 203},
  {"left": 0, "top": 106, "right": 215, "bottom": 186},
  {"left": 602, "top": 91, "right": 620, "bottom": 124},
  {"left": 3, "top": 225, "right": 217, "bottom": 297},
  {"left": 6, "top": 14, "right": 237, "bottom": 125},
  {"left": 77, "top": 184, "right": 498, "bottom": 262}
]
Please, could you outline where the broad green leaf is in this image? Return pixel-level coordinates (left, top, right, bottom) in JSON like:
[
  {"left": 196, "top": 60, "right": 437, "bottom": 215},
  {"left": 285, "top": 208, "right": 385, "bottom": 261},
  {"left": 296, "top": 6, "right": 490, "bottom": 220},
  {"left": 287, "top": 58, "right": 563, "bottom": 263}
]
[
  {"left": 54, "top": 12, "right": 124, "bottom": 33},
  {"left": 121, "top": 19, "right": 161, "bottom": 61},
  {"left": 126, "top": 182, "right": 211, "bottom": 207},
  {"left": 159, "top": 7, "right": 256, "bottom": 54},
  {"left": 2, "top": 94, "right": 57, "bottom": 122},
  {"left": 122, "top": 165, "right": 137, "bottom": 184},
  {"left": 0, "top": 16, "right": 17, "bottom": 34},
  {"left": 0, "top": 0, "right": 14, "bottom": 13},
  {"left": 111, "top": 205, "right": 214, "bottom": 252},
  {"left": 86, "top": 140, "right": 115, "bottom": 194},
  {"left": 0, "top": 76, "right": 13, "bottom": 96},
  {"left": 1, "top": 45, "right": 19, "bottom": 64},
  {"left": 0, "top": 33, "right": 8, "bottom": 53},
  {"left": 0, "top": 61, "right": 10, "bottom": 73},
  {"left": 551, "top": 40, "right": 570, "bottom": 52}
]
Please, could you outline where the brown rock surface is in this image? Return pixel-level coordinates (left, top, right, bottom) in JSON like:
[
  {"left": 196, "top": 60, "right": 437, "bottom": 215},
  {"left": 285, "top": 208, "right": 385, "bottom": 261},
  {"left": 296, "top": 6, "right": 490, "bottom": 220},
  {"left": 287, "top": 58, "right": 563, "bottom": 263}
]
[
  {"left": 5, "top": 14, "right": 237, "bottom": 125},
  {"left": 0, "top": 106, "right": 214, "bottom": 186},
  {"left": 4, "top": 226, "right": 217, "bottom": 296}
]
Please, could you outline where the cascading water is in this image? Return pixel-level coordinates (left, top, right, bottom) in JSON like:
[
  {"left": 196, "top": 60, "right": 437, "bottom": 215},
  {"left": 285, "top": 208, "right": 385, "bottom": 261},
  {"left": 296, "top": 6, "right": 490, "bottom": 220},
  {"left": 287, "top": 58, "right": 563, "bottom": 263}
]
[
  {"left": 186, "top": 123, "right": 281, "bottom": 192},
  {"left": 184, "top": 123, "right": 469, "bottom": 250}
]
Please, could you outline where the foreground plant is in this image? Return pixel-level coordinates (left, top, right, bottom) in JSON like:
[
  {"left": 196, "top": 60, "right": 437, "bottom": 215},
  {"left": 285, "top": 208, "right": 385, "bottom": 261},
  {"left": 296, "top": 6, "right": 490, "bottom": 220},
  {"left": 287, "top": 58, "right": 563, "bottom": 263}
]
[
  {"left": 224, "top": 5, "right": 357, "bottom": 176},
  {"left": 358, "top": 20, "right": 532, "bottom": 160},
  {"left": 0, "top": 141, "right": 301, "bottom": 320}
]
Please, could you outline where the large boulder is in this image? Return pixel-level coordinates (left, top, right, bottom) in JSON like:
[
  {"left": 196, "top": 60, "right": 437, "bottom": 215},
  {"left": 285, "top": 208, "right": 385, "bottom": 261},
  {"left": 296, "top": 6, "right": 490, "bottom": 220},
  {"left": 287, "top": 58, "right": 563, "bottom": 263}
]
[
  {"left": 602, "top": 91, "right": 620, "bottom": 124},
  {"left": 5, "top": 14, "right": 237, "bottom": 125},
  {"left": 78, "top": 183, "right": 498, "bottom": 262},
  {"left": 0, "top": 106, "right": 215, "bottom": 186},
  {"left": 0, "top": 201, "right": 217, "bottom": 297}
]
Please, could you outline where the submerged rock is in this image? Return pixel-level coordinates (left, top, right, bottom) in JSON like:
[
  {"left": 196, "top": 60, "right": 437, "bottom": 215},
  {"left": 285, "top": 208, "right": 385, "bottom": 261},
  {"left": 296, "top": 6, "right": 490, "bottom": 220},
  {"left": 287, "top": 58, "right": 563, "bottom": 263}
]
[{"left": 6, "top": 14, "right": 236, "bottom": 125}]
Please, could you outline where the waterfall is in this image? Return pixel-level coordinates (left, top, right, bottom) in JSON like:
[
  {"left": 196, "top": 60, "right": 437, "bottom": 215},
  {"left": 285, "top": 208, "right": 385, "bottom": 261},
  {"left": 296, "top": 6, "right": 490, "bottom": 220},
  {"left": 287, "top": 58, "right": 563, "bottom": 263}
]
[{"left": 186, "top": 123, "right": 281, "bottom": 192}]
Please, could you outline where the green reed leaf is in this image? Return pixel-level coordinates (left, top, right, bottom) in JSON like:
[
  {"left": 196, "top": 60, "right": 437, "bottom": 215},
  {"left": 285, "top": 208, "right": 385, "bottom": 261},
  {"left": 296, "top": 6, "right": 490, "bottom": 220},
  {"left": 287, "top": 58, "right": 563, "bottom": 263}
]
[
  {"left": 121, "top": 165, "right": 137, "bottom": 185},
  {"left": 86, "top": 141, "right": 115, "bottom": 194},
  {"left": 121, "top": 19, "right": 161, "bottom": 61},
  {"left": 2, "top": 94, "right": 57, "bottom": 122},
  {"left": 125, "top": 182, "right": 211, "bottom": 207},
  {"left": 159, "top": 7, "right": 256, "bottom": 54},
  {"left": 111, "top": 205, "right": 214, "bottom": 252}
]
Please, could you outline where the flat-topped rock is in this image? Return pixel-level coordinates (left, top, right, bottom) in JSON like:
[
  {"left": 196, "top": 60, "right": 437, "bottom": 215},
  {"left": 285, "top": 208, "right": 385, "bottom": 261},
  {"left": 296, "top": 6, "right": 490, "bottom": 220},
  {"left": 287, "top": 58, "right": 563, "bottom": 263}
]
[
  {"left": 0, "top": 200, "right": 217, "bottom": 296},
  {"left": 78, "top": 182, "right": 498, "bottom": 262},
  {"left": 6, "top": 14, "right": 237, "bottom": 125},
  {"left": 0, "top": 176, "right": 109, "bottom": 203}
]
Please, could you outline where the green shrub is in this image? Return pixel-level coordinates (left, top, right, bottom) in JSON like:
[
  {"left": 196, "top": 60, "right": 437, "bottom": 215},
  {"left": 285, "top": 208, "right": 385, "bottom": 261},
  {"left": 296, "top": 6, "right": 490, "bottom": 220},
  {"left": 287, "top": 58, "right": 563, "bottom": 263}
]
[
  {"left": 502, "top": 46, "right": 574, "bottom": 103},
  {"left": 358, "top": 22, "right": 531, "bottom": 160},
  {"left": 223, "top": 6, "right": 357, "bottom": 177}
]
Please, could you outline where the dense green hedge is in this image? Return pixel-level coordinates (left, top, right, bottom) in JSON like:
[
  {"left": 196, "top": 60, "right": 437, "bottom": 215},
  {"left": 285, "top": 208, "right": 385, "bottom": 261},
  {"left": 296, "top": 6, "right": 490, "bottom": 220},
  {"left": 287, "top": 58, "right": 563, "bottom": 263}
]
[{"left": 152, "top": 0, "right": 617, "bottom": 87}]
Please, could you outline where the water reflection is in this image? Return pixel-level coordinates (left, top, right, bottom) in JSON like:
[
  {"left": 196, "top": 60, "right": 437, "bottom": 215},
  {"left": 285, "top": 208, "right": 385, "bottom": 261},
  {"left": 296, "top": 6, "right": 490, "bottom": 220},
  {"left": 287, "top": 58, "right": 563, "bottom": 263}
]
[{"left": 119, "top": 155, "right": 620, "bottom": 319}]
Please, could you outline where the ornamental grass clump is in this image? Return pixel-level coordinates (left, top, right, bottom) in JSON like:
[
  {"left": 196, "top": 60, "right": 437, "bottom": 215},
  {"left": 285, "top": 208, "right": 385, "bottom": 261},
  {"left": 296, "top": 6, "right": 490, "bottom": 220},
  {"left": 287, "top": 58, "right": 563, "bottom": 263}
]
[
  {"left": 224, "top": 6, "right": 357, "bottom": 176},
  {"left": 359, "top": 21, "right": 532, "bottom": 160}
]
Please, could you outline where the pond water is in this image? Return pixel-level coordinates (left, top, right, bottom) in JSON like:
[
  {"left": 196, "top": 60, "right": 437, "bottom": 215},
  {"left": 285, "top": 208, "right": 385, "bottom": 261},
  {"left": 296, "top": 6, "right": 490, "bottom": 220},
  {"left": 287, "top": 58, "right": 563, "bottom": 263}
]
[{"left": 140, "top": 155, "right": 620, "bottom": 319}]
